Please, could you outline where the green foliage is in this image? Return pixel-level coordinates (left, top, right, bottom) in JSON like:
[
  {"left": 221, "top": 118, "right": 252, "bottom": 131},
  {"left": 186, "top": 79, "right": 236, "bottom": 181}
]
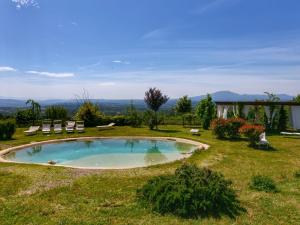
[
  {"left": 294, "top": 170, "right": 300, "bottom": 178},
  {"left": 211, "top": 118, "right": 246, "bottom": 139},
  {"left": 137, "top": 164, "right": 243, "bottom": 219},
  {"left": 144, "top": 87, "right": 169, "bottom": 129},
  {"left": 293, "top": 94, "right": 300, "bottom": 103},
  {"left": 126, "top": 101, "right": 143, "bottom": 127},
  {"left": 278, "top": 106, "right": 288, "bottom": 131},
  {"left": 15, "top": 109, "right": 33, "bottom": 127},
  {"left": 239, "top": 124, "right": 265, "bottom": 147},
  {"left": 45, "top": 105, "right": 68, "bottom": 122},
  {"left": 110, "top": 115, "right": 129, "bottom": 126},
  {"left": 175, "top": 96, "right": 192, "bottom": 126},
  {"left": 75, "top": 102, "right": 102, "bottom": 127},
  {"left": 26, "top": 99, "right": 41, "bottom": 125},
  {"left": 0, "top": 119, "right": 16, "bottom": 140},
  {"left": 264, "top": 92, "right": 280, "bottom": 131},
  {"left": 249, "top": 175, "right": 278, "bottom": 193},
  {"left": 196, "top": 94, "right": 216, "bottom": 129}
]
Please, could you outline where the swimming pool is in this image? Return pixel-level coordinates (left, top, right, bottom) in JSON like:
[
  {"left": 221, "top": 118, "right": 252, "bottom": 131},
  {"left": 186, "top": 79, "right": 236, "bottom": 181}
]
[{"left": 1, "top": 137, "right": 207, "bottom": 169}]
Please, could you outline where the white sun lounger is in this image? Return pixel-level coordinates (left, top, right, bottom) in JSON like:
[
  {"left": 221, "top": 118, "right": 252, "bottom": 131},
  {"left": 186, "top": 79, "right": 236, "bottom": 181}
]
[
  {"left": 76, "top": 121, "right": 85, "bottom": 133},
  {"left": 190, "top": 129, "right": 200, "bottom": 135},
  {"left": 42, "top": 123, "right": 51, "bottom": 134},
  {"left": 24, "top": 126, "right": 40, "bottom": 135},
  {"left": 97, "top": 123, "right": 115, "bottom": 130},
  {"left": 280, "top": 132, "right": 300, "bottom": 136},
  {"left": 65, "top": 121, "right": 75, "bottom": 133},
  {"left": 54, "top": 123, "right": 62, "bottom": 134}
]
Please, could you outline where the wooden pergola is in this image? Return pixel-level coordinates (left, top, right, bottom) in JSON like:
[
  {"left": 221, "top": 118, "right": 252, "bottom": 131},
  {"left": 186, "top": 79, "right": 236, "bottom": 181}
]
[{"left": 214, "top": 101, "right": 300, "bottom": 130}]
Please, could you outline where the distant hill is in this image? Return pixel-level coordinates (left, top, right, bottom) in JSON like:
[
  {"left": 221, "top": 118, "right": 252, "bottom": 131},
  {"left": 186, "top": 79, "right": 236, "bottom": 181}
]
[{"left": 0, "top": 91, "right": 295, "bottom": 115}]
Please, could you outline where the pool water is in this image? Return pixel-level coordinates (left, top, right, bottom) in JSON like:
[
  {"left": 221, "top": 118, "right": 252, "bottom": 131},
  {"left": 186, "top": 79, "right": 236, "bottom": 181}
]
[{"left": 4, "top": 138, "right": 198, "bottom": 168}]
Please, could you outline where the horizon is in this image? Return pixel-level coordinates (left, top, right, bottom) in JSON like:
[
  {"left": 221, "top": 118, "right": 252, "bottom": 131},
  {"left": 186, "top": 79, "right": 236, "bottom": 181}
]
[{"left": 1, "top": 0, "right": 300, "bottom": 98}]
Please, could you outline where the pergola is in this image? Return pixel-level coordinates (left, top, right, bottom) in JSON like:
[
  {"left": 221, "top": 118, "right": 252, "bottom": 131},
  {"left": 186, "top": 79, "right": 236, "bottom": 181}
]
[{"left": 214, "top": 101, "right": 300, "bottom": 130}]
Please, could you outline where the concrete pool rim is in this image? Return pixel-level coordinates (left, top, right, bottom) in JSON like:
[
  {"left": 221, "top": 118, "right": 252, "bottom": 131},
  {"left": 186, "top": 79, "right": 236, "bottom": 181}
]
[{"left": 0, "top": 136, "right": 210, "bottom": 169}]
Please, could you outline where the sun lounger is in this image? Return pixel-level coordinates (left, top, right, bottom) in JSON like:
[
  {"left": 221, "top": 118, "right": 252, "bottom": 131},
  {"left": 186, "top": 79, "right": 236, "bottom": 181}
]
[
  {"left": 42, "top": 123, "right": 51, "bottom": 134},
  {"left": 54, "top": 123, "right": 62, "bottom": 134},
  {"left": 190, "top": 129, "right": 200, "bottom": 135},
  {"left": 76, "top": 121, "right": 85, "bottom": 133},
  {"left": 97, "top": 123, "right": 115, "bottom": 130},
  {"left": 280, "top": 132, "right": 300, "bottom": 136},
  {"left": 65, "top": 121, "right": 75, "bottom": 133},
  {"left": 24, "top": 126, "right": 40, "bottom": 135}
]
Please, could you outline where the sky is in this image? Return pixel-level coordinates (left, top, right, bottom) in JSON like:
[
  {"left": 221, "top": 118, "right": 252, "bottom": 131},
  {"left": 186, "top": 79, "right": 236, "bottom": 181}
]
[{"left": 0, "top": 0, "right": 300, "bottom": 99}]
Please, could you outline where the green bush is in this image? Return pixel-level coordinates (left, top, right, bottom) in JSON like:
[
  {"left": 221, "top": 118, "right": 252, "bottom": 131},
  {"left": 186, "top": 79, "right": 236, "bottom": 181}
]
[
  {"left": 294, "top": 170, "right": 300, "bottom": 178},
  {"left": 226, "top": 118, "right": 246, "bottom": 139},
  {"left": 211, "top": 118, "right": 227, "bottom": 138},
  {"left": 137, "top": 164, "right": 243, "bottom": 218},
  {"left": 111, "top": 115, "right": 129, "bottom": 126},
  {"left": 75, "top": 102, "right": 102, "bottom": 127},
  {"left": 15, "top": 109, "right": 33, "bottom": 127},
  {"left": 249, "top": 175, "right": 278, "bottom": 192},
  {"left": 0, "top": 119, "right": 16, "bottom": 140},
  {"left": 45, "top": 105, "right": 68, "bottom": 122}
]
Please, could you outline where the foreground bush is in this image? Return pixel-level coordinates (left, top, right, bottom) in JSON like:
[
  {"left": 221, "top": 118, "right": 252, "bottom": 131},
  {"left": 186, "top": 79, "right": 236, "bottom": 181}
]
[
  {"left": 0, "top": 120, "right": 16, "bottom": 140},
  {"left": 239, "top": 124, "right": 265, "bottom": 146},
  {"left": 249, "top": 175, "right": 278, "bottom": 193},
  {"left": 137, "top": 164, "right": 243, "bottom": 219}
]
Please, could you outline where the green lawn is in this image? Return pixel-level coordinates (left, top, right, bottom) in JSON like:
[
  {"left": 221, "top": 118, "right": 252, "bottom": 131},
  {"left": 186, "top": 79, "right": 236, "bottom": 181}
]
[{"left": 0, "top": 126, "right": 299, "bottom": 225}]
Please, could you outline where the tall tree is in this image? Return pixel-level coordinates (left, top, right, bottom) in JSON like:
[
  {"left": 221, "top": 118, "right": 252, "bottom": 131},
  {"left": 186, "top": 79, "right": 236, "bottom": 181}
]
[
  {"left": 26, "top": 99, "right": 41, "bottom": 125},
  {"left": 195, "top": 94, "right": 216, "bottom": 130},
  {"left": 175, "top": 95, "right": 192, "bottom": 126},
  {"left": 144, "top": 88, "right": 169, "bottom": 129}
]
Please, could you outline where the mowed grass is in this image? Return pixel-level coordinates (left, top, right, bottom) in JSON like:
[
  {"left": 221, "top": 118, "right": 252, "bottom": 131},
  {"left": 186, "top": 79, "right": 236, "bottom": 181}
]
[{"left": 0, "top": 126, "right": 299, "bottom": 225}]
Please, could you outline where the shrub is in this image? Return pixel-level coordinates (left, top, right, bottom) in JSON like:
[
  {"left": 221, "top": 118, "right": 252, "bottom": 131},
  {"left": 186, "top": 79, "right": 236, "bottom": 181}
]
[
  {"left": 211, "top": 118, "right": 228, "bottom": 138},
  {"left": 137, "top": 164, "right": 243, "bottom": 218},
  {"left": 196, "top": 94, "right": 216, "bottom": 129},
  {"left": 75, "top": 102, "right": 102, "bottom": 127},
  {"left": 239, "top": 124, "right": 265, "bottom": 146},
  {"left": 249, "top": 175, "right": 277, "bottom": 192},
  {"left": 111, "top": 115, "right": 129, "bottom": 126},
  {"left": 0, "top": 120, "right": 16, "bottom": 140},
  {"left": 45, "top": 105, "right": 68, "bottom": 122},
  {"left": 226, "top": 118, "right": 246, "bottom": 139},
  {"left": 294, "top": 170, "right": 300, "bottom": 178},
  {"left": 16, "top": 109, "right": 33, "bottom": 127}
]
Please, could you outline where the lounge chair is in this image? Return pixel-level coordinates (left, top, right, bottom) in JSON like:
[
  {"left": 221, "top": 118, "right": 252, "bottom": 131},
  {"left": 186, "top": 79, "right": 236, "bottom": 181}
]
[
  {"left": 65, "top": 121, "right": 75, "bottom": 133},
  {"left": 53, "top": 121, "right": 62, "bottom": 134},
  {"left": 280, "top": 132, "right": 300, "bottom": 136},
  {"left": 97, "top": 123, "right": 115, "bottom": 130},
  {"left": 76, "top": 121, "right": 85, "bottom": 133},
  {"left": 24, "top": 126, "right": 40, "bottom": 135},
  {"left": 258, "top": 132, "right": 269, "bottom": 149},
  {"left": 190, "top": 129, "right": 200, "bottom": 135},
  {"left": 42, "top": 123, "right": 51, "bottom": 134}
]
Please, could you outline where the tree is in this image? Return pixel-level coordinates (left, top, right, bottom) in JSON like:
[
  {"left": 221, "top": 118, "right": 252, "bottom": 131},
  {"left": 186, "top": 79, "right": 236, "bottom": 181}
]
[
  {"left": 45, "top": 105, "right": 68, "bottom": 122},
  {"left": 126, "top": 101, "right": 142, "bottom": 127},
  {"left": 175, "top": 95, "right": 192, "bottom": 126},
  {"left": 75, "top": 101, "right": 101, "bottom": 127},
  {"left": 278, "top": 106, "right": 288, "bottom": 131},
  {"left": 293, "top": 94, "right": 300, "bottom": 103},
  {"left": 264, "top": 92, "right": 280, "bottom": 130},
  {"left": 26, "top": 99, "right": 41, "bottom": 125},
  {"left": 144, "top": 88, "right": 169, "bottom": 129},
  {"left": 196, "top": 94, "right": 216, "bottom": 130}
]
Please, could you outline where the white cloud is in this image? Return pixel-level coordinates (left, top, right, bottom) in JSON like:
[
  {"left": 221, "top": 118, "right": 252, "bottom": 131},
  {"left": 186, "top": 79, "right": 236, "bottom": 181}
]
[
  {"left": 26, "top": 70, "right": 74, "bottom": 78},
  {"left": 112, "top": 60, "right": 130, "bottom": 65},
  {"left": 0, "top": 66, "right": 16, "bottom": 72},
  {"left": 11, "top": 0, "right": 39, "bottom": 9},
  {"left": 98, "top": 82, "right": 116, "bottom": 86}
]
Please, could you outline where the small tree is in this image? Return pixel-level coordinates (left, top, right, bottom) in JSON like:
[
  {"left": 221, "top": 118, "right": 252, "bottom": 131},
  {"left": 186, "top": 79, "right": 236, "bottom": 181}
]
[
  {"left": 45, "top": 105, "right": 68, "bottom": 122},
  {"left": 293, "top": 94, "right": 300, "bottom": 103},
  {"left": 126, "top": 101, "right": 142, "bottom": 127},
  {"left": 75, "top": 101, "right": 101, "bottom": 127},
  {"left": 196, "top": 94, "right": 216, "bottom": 129},
  {"left": 278, "top": 106, "right": 288, "bottom": 131},
  {"left": 26, "top": 99, "right": 41, "bottom": 125},
  {"left": 175, "top": 95, "right": 192, "bottom": 126},
  {"left": 144, "top": 88, "right": 169, "bottom": 129}
]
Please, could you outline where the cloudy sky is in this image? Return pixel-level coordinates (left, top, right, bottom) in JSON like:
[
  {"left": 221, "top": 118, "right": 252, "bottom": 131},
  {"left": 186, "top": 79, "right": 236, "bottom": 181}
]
[{"left": 0, "top": 0, "right": 300, "bottom": 99}]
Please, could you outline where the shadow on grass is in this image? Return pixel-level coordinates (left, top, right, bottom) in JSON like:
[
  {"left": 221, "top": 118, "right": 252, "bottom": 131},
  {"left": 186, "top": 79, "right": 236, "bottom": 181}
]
[{"left": 153, "top": 129, "right": 181, "bottom": 134}]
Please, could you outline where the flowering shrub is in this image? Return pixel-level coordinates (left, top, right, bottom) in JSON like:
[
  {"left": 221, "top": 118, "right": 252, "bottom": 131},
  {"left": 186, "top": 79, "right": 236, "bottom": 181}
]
[
  {"left": 211, "top": 118, "right": 246, "bottom": 139},
  {"left": 226, "top": 118, "right": 246, "bottom": 138},
  {"left": 239, "top": 124, "right": 265, "bottom": 146},
  {"left": 211, "top": 118, "right": 227, "bottom": 138}
]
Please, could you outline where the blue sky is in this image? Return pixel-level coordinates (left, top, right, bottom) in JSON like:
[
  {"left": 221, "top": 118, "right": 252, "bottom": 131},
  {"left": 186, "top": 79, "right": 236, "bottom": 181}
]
[{"left": 0, "top": 0, "right": 300, "bottom": 99}]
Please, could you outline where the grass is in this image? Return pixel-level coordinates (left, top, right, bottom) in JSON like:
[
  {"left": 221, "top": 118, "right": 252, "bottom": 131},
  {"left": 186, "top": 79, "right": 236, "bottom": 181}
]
[{"left": 0, "top": 125, "right": 299, "bottom": 225}]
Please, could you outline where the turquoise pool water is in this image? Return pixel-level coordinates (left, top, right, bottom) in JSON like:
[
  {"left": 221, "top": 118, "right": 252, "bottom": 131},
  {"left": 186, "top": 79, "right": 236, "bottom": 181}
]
[{"left": 4, "top": 138, "right": 197, "bottom": 168}]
